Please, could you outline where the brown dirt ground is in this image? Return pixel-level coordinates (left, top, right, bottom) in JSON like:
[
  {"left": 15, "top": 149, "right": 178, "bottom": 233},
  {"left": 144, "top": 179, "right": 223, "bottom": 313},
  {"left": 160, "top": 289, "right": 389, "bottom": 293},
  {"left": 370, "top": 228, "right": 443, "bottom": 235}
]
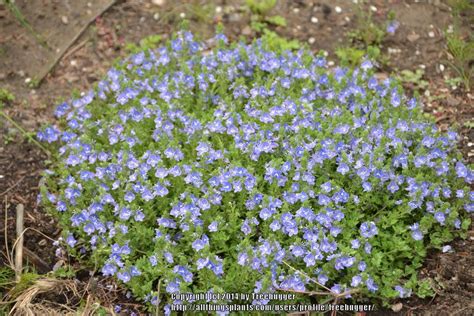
[{"left": 0, "top": 0, "right": 473, "bottom": 315}]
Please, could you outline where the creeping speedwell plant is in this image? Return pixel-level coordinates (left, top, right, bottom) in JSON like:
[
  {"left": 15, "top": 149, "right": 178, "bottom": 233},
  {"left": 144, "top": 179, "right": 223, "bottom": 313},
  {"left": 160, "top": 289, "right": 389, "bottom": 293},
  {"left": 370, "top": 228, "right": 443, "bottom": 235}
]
[{"left": 38, "top": 31, "right": 473, "bottom": 313}]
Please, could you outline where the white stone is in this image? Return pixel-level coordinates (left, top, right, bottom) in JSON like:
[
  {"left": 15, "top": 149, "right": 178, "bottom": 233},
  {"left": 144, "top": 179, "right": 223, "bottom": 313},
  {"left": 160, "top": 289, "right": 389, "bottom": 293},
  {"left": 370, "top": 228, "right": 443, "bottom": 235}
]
[
  {"left": 293, "top": 8, "right": 300, "bottom": 13},
  {"left": 25, "top": 77, "right": 31, "bottom": 84},
  {"left": 180, "top": 12, "right": 186, "bottom": 18},
  {"left": 152, "top": 0, "right": 166, "bottom": 6},
  {"left": 328, "top": 60, "right": 335, "bottom": 66},
  {"left": 308, "top": 37, "right": 316, "bottom": 44},
  {"left": 335, "top": 6, "right": 342, "bottom": 13},
  {"left": 428, "top": 31, "right": 435, "bottom": 38},
  {"left": 370, "top": 5, "right": 377, "bottom": 12},
  {"left": 215, "top": 6, "right": 222, "bottom": 13},
  {"left": 153, "top": 13, "right": 160, "bottom": 20},
  {"left": 439, "top": 64, "right": 445, "bottom": 72},
  {"left": 311, "top": 16, "right": 318, "bottom": 23},
  {"left": 70, "top": 60, "right": 77, "bottom": 67}
]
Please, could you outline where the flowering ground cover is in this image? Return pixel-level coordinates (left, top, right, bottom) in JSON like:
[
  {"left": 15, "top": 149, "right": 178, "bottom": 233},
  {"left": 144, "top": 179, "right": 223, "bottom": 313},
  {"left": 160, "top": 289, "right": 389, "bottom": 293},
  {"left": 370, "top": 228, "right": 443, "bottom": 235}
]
[{"left": 37, "top": 30, "right": 473, "bottom": 313}]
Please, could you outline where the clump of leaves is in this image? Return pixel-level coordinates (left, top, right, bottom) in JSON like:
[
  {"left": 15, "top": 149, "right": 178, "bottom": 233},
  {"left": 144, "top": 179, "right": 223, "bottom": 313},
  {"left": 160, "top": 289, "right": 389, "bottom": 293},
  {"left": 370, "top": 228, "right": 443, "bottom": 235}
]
[
  {"left": 245, "top": 0, "right": 286, "bottom": 33},
  {"left": 336, "top": 46, "right": 381, "bottom": 67},
  {"left": 397, "top": 69, "right": 429, "bottom": 93},
  {"left": 38, "top": 31, "right": 473, "bottom": 315},
  {"left": 0, "top": 88, "right": 15, "bottom": 105},
  {"left": 340, "top": 1, "right": 397, "bottom": 68},
  {"left": 245, "top": 0, "right": 277, "bottom": 15}
]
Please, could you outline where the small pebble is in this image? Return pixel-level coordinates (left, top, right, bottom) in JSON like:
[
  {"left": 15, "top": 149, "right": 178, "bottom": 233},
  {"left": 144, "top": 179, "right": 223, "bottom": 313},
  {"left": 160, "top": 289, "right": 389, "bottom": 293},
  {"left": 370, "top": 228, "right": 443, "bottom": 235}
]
[
  {"left": 428, "top": 31, "right": 435, "bottom": 38},
  {"left": 311, "top": 16, "right": 318, "bottom": 23},
  {"left": 322, "top": 50, "right": 328, "bottom": 57},
  {"left": 25, "top": 77, "right": 31, "bottom": 84},
  {"left": 439, "top": 64, "right": 445, "bottom": 72},
  {"left": 152, "top": 0, "right": 166, "bottom": 6},
  {"left": 61, "top": 16, "right": 69, "bottom": 24},
  {"left": 179, "top": 12, "right": 186, "bottom": 18},
  {"left": 345, "top": 16, "right": 350, "bottom": 22},
  {"left": 328, "top": 60, "right": 335, "bottom": 66},
  {"left": 415, "top": 50, "right": 420, "bottom": 55},
  {"left": 70, "top": 60, "right": 77, "bottom": 67},
  {"left": 153, "top": 13, "right": 160, "bottom": 20},
  {"left": 215, "top": 6, "right": 222, "bottom": 13},
  {"left": 87, "top": 2, "right": 92, "bottom": 7},
  {"left": 308, "top": 37, "right": 316, "bottom": 44},
  {"left": 468, "top": 142, "right": 473, "bottom": 147},
  {"left": 293, "top": 8, "right": 300, "bottom": 13},
  {"left": 335, "top": 6, "right": 342, "bottom": 13},
  {"left": 0, "top": 175, "right": 4, "bottom": 179},
  {"left": 419, "top": 64, "right": 426, "bottom": 69},
  {"left": 370, "top": 5, "right": 377, "bottom": 12}
]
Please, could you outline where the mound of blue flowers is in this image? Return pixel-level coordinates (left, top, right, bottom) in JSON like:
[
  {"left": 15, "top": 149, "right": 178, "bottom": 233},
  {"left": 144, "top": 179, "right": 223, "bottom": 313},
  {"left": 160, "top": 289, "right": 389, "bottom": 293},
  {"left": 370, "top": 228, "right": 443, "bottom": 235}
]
[{"left": 38, "top": 31, "right": 473, "bottom": 312}]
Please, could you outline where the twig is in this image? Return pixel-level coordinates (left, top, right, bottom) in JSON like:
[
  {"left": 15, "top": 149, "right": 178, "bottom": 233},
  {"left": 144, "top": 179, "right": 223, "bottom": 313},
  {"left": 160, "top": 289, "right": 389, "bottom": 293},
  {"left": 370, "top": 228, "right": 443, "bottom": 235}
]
[
  {"left": 282, "top": 260, "right": 332, "bottom": 292},
  {"left": 36, "top": 0, "right": 117, "bottom": 85},
  {"left": 15, "top": 204, "right": 24, "bottom": 281},
  {"left": 0, "top": 175, "right": 26, "bottom": 197},
  {"left": 10, "top": 227, "right": 57, "bottom": 263},
  {"left": 62, "top": 38, "right": 89, "bottom": 61},
  {"left": 155, "top": 278, "right": 161, "bottom": 316},
  {"left": 23, "top": 247, "right": 50, "bottom": 273}
]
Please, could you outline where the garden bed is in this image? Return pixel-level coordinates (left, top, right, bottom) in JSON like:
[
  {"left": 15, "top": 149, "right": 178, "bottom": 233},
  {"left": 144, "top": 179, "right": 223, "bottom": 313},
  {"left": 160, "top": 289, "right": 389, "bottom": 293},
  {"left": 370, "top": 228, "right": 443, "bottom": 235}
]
[{"left": 0, "top": 0, "right": 473, "bottom": 315}]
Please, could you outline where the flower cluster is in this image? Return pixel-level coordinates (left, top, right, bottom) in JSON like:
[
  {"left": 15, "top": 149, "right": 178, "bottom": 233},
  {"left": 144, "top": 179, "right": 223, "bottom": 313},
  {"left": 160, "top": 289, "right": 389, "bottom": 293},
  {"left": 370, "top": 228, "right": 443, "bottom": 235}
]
[{"left": 39, "top": 31, "right": 473, "bottom": 311}]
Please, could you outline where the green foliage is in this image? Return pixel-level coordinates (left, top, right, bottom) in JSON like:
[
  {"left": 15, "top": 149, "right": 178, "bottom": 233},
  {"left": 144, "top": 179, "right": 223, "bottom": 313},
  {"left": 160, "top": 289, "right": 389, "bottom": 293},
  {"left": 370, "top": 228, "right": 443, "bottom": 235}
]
[
  {"left": 446, "top": 0, "right": 474, "bottom": 18},
  {"left": 258, "top": 29, "right": 300, "bottom": 51},
  {"left": 126, "top": 35, "right": 162, "bottom": 54},
  {"left": 397, "top": 69, "right": 429, "bottom": 92},
  {"left": 445, "top": 32, "right": 474, "bottom": 91},
  {"left": 52, "top": 265, "right": 76, "bottom": 279},
  {"left": 245, "top": 0, "right": 277, "bottom": 15},
  {"left": 335, "top": 46, "right": 381, "bottom": 67},
  {"left": 0, "top": 88, "right": 15, "bottom": 104},
  {"left": 265, "top": 15, "right": 286, "bottom": 27},
  {"left": 7, "top": 272, "right": 40, "bottom": 298},
  {"left": 39, "top": 31, "right": 472, "bottom": 312},
  {"left": 246, "top": 0, "right": 285, "bottom": 34},
  {"left": 342, "top": 1, "right": 398, "bottom": 68},
  {"left": 348, "top": 5, "right": 386, "bottom": 47},
  {"left": 0, "top": 266, "right": 15, "bottom": 294}
]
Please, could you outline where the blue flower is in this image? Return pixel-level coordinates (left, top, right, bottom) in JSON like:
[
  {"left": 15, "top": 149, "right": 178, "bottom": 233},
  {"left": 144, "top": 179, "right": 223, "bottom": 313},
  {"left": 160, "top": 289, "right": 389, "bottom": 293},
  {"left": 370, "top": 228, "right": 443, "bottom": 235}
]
[
  {"left": 387, "top": 20, "right": 400, "bottom": 34},
  {"left": 360, "top": 222, "right": 378, "bottom": 238}
]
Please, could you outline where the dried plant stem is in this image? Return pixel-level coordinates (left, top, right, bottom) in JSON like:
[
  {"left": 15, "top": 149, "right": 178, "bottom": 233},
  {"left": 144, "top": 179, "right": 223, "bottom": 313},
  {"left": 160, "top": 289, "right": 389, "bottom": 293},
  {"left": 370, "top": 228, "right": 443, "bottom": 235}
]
[
  {"left": 3, "top": 196, "right": 12, "bottom": 268},
  {"left": 15, "top": 204, "right": 24, "bottom": 281},
  {"left": 0, "top": 110, "right": 50, "bottom": 156}
]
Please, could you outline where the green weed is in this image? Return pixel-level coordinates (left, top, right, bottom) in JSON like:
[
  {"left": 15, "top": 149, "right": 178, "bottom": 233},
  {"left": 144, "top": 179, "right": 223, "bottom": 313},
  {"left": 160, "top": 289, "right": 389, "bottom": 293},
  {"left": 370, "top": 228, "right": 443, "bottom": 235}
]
[{"left": 445, "top": 32, "right": 474, "bottom": 91}]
